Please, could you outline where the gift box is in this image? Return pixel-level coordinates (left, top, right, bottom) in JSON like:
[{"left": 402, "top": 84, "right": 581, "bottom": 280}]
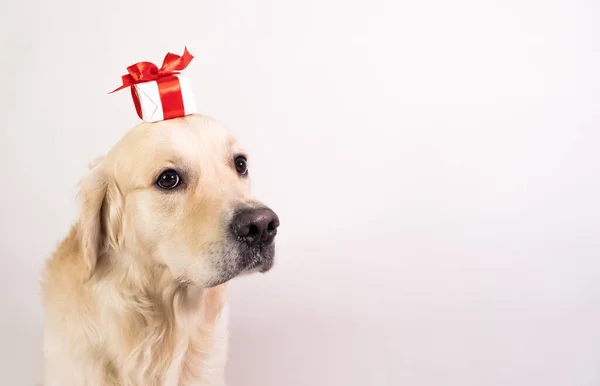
[
  {"left": 111, "top": 47, "right": 197, "bottom": 122},
  {"left": 131, "top": 74, "right": 197, "bottom": 122}
]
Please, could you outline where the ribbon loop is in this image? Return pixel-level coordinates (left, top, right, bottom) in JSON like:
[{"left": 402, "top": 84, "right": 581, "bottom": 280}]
[
  {"left": 160, "top": 47, "right": 193, "bottom": 73},
  {"left": 110, "top": 47, "right": 194, "bottom": 93}
]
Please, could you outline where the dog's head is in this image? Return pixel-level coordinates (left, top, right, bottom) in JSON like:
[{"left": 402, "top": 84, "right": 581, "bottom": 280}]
[{"left": 78, "top": 115, "right": 279, "bottom": 286}]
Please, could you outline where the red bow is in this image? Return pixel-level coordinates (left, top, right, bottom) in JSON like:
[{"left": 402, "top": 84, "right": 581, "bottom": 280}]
[{"left": 110, "top": 47, "right": 194, "bottom": 93}]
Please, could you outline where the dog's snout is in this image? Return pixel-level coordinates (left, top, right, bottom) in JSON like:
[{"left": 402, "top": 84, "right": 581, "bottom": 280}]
[{"left": 232, "top": 208, "right": 279, "bottom": 246}]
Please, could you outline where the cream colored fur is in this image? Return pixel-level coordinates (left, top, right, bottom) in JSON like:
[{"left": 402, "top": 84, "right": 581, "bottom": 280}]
[{"left": 41, "top": 115, "right": 269, "bottom": 386}]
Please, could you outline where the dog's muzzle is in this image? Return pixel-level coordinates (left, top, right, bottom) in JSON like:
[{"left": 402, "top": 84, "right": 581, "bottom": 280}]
[{"left": 230, "top": 207, "right": 279, "bottom": 271}]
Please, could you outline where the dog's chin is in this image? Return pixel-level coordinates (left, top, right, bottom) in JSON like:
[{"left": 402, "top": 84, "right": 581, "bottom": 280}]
[{"left": 204, "top": 243, "right": 275, "bottom": 288}]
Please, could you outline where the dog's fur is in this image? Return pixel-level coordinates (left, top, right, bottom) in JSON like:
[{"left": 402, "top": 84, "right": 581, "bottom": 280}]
[{"left": 41, "top": 115, "right": 276, "bottom": 386}]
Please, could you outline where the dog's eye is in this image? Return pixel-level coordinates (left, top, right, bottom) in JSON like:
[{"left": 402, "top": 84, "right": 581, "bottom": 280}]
[
  {"left": 157, "top": 170, "right": 181, "bottom": 190},
  {"left": 234, "top": 156, "right": 248, "bottom": 176}
]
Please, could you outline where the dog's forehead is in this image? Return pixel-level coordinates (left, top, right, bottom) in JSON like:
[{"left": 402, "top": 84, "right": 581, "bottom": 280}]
[
  {"left": 109, "top": 115, "right": 244, "bottom": 188},
  {"left": 117, "top": 115, "right": 242, "bottom": 160},
  {"left": 154, "top": 116, "right": 239, "bottom": 154}
]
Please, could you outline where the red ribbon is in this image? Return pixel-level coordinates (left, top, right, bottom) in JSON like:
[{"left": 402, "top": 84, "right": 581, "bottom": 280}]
[{"left": 110, "top": 47, "right": 194, "bottom": 120}]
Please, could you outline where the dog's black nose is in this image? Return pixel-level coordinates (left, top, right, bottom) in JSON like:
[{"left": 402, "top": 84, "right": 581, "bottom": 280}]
[{"left": 232, "top": 208, "right": 280, "bottom": 246}]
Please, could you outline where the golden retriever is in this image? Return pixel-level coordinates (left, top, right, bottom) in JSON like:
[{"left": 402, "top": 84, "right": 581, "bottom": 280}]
[{"left": 41, "top": 114, "right": 280, "bottom": 386}]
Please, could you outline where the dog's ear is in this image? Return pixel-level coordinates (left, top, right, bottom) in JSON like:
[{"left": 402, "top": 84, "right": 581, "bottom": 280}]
[{"left": 77, "top": 158, "right": 123, "bottom": 278}]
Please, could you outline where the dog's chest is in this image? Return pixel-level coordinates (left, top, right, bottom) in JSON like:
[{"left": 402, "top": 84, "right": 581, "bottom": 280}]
[
  {"left": 162, "top": 337, "right": 193, "bottom": 386},
  {"left": 162, "top": 305, "right": 229, "bottom": 386}
]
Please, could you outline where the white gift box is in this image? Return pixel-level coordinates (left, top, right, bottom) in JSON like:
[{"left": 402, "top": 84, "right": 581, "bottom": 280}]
[{"left": 132, "top": 74, "right": 197, "bottom": 122}]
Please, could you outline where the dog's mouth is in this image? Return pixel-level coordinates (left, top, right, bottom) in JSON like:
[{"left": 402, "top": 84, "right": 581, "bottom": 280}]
[
  {"left": 237, "top": 242, "right": 275, "bottom": 273},
  {"left": 205, "top": 242, "right": 275, "bottom": 288}
]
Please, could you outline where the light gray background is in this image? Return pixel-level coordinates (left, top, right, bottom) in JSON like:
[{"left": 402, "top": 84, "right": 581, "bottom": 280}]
[{"left": 1, "top": 0, "right": 599, "bottom": 385}]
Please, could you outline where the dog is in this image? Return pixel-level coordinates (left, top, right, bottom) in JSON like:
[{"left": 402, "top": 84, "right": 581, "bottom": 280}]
[{"left": 41, "top": 114, "right": 280, "bottom": 386}]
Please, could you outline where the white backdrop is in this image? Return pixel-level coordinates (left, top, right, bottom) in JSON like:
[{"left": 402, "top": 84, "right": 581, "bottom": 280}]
[{"left": 1, "top": 0, "right": 599, "bottom": 385}]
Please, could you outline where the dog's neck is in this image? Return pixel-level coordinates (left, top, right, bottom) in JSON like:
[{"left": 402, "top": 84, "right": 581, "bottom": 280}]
[{"left": 89, "top": 248, "right": 213, "bottom": 385}]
